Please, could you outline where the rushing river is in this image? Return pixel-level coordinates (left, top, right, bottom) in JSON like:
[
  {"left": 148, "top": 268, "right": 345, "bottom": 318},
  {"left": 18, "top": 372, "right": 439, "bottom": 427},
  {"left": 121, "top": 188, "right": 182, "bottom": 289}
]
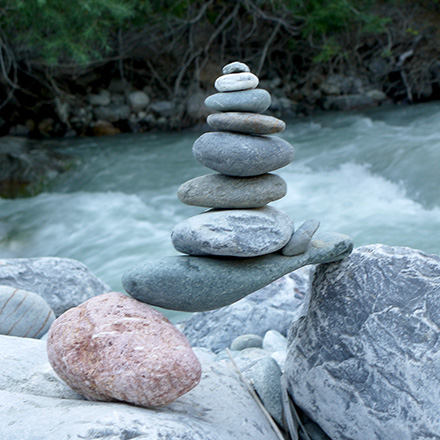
[{"left": 1, "top": 102, "right": 440, "bottom": 320}]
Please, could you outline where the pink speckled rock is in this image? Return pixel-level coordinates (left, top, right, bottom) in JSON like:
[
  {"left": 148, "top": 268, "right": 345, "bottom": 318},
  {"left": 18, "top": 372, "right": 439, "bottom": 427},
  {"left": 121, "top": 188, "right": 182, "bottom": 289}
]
[{"left": 46, "top": 292, "right": 201, "bottom": 407}]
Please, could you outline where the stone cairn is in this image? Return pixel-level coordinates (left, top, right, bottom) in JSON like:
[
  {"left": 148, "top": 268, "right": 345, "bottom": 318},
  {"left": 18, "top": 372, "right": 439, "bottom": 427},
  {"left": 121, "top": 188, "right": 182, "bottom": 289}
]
[{"left": 122, "top": 62, "right": 353, "bottom": 313}]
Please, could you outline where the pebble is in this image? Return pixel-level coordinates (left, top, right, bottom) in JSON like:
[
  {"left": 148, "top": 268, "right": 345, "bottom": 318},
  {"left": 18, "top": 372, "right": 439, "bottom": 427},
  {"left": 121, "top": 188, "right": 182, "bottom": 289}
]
[
  {"left": 281, "top": 219, "right": 320, "bottom": 256},
  {"left": 222, "top": 61, "right": 250, "bottom": 74},
  {"left": 0, "top": 286, "right": 55, "bottom": 338},
  {"left": 193, "top": 132, "right": 295, "bottom": 176},
  {"left": 230, "top": 334, "right": 263, "bottom": 351},
  {"left": 205, "top": 89, "right": 271, "bottom": 114},
  {"left": 47, "top": 291, "right": 201, "bottom": 407},
  {"left": 262, "top": 329, "right": 288, "bottom": 353},
  {"left": 122, "top": 231, "right": 354, "bottom": 312},
  {"left": 207, "top": 112, "right": 286, "bottom": 135},
  {"left": 171, "top": 206, "right": 294, "bottom": 257},
  {"left": 177, "top": 173, "right": 287, "bottom": 208},
  {"left": 215, "top": 72, "right": 259, "bottom": 92}
]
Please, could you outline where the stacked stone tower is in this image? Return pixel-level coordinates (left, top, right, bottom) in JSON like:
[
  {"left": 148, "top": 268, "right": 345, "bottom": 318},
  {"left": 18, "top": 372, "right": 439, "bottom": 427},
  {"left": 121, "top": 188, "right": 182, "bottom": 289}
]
[{"left": 171, "top": 61, "right": 302, "bottom": 258}]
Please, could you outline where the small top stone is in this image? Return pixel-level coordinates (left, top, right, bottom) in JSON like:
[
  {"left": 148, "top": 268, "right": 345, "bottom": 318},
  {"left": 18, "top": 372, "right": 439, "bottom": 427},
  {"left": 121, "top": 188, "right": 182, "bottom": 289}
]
[
  {"left": 215, "top": 72, "right": 259, "bottom": 93},
  {"left": 222, "top": 62, "right": 250, "bottom": 74}
]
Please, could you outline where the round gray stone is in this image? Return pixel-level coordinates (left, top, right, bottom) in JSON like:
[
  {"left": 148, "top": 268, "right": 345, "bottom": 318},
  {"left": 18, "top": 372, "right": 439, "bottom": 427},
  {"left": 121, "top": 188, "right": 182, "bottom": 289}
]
[
  {"left": 193, "top": 132, "right": 295, "bottom": 177},
  {"left": 171, "top": 206, "right": 294, "bottom": 257},
  {"left": 0, "top": 286, "right": 55, "bottom": 338},
  {"left": 207, "top": 112, "right": 285, "bottom": 135},
  {"left": 215, "top": 72, "right": 259, "bottom": 92},
  {"left": 222, "top": 62, "right": 250, "bottom": 74},
  {"left": 281, "top": 218, "right": 320, "bottom": 256},
  {"left": 122, "top": 231, "right": 353, "bottom": 312},
  {"left": 177, "top": 173, "right": 287, "bottom": 208},
  {"left": 205, "top": 89, "right": 271, "bottom": 113},
  {"left": 230, "top": 334, "right": 263, "bottom": 351}
]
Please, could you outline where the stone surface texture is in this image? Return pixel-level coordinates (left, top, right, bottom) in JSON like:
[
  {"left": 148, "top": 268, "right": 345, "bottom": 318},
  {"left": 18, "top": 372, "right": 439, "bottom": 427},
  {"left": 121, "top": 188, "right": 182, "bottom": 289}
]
[
  {"left": 0, "top": 336, "right": 279, "bottom": 440},
  {"left": 207, "top": 112, "right": 286, "bottom": 134},
  {"left": 281, "top": 218, "right": 320, "bottom": 256},
  {"left": 204, "top": 89, "right": 271, "bottom": 113},
  {"left": 0, "top": 286, "right": 55, "bottom": 338},
  {"left": 171, "top": 206, "right": 294, "bottom": 257},
  {"left": 222, "top": 61, "right": 250, "bottom": 74},
  {"left": 193, "top": 132, "right": 295, "bottom": 176},
  {"left": 123, "top": 231, "right": 353, "bottom": 312},
  {"left": 47, "top": 292, "right": 201, "bottom": 407},
  {"left": 285, "top": 244, "right": 440, "bottom": 440},
  {"left": 177, "top": 173, "right": 287, "bottom": 208},
  {"left": 0, "top": 257, "right": 111, "bottom": 316},
  {"left": 182, "top": 269, "right": 310, "bottom": 352},
  {"left": 214, "top": 72, "right": 259, "bottom": 92}
]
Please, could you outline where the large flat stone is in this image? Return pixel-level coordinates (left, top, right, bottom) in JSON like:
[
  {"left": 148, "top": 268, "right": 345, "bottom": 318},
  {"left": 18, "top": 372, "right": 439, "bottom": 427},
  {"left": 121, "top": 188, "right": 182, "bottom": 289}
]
[
  {"left": 122, "top": 231, "right": 353, "bottom": 312},
  {"left": 204, "top": 89, "right": 271, "bottom": 113},
  {"left": 207, "top": 112, "right": 285, "bottom": 134},
  {"left": 0, "top": 336, "right": 279, "bottom": 440},
  {"left": 171, "top": 206, "right": 294, "bottom": 257},
  {"left": 177, "top": 173, "right": 287, "bottom": 208},
  {"left": 193, "top": 132, "right": 295, "bottom": 176},
  {"left": 285, "top": 245, "right": 440, "bottom": 440}
]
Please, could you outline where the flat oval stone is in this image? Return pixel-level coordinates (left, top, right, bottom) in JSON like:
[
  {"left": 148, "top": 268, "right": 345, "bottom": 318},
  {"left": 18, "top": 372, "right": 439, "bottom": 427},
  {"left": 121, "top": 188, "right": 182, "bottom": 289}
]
[
  {"left": 193, "top": 132, "right": 295, "bottom": 176},
  {"left": 177, "top": 173, "right": 287, "bottom": 208},
  {"left": 0, "top": 286, "right": 55, "bottom": 338},
  {"left": 222, "top": 61, "right": 250, "bottom": 74},
  {"left": 122, "top": 231, "right": 354, "bottom": 312},
  {"left": 205, "top": 89, "right": 271, "bottom": 113},
  {"left": 171, "top": 206, "right": 294, "bottom": 257},
  {"left": 207, "top": 113, "right": 286, "bottom": 135},
  {"left": 47, "top": 292, "right": 201, "bottom": 407},
  {"left": 281, "top": 219, "right": 320, "bottom": 256},
  {"left": 215, "top": 73, "right": 259, "bottom": 92}
]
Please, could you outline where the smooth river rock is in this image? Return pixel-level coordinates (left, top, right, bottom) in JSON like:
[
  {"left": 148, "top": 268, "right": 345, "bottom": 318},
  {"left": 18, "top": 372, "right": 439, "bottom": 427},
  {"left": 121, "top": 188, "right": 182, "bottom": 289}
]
[
  {"left": 122, "top": 231, "right": 353, "bottom": 312},
  {"left": 285, "top": 245, "right": 440, "bottom": 440},
  {"left": 0, "top": 336, "right": 279, "bottom": 440},
  {"left": 205, "top": 89, "right": 271, "bottom": 113},
  {"left": 193, "top": 132, "right": 295, "bottom": 176},
  {"left": 215, "top": 72, "right": 259, "bottom": 92},
  {"left": 0, "top": 286, "right": 55, "bottom": 338},
  {"left": 171, "top": 206, "right": 294, "bottom": 257},
  {"left": 0, "top": 257, "right": 111, "bottom": 316},
  {"left": 222, "top": 61, "right": 250, "bottom": 74},
  {"left": 47, "top": 292, "right": 201, "bottom": 407},
  {"left": 281, "top": 218, "right": 320, "bottom": 256},
  {"left": 177, "top": 173, "right": 287, "bottom": 208},
  {"left": 207, "top": 112, "right": 286, "bottom": 134}
]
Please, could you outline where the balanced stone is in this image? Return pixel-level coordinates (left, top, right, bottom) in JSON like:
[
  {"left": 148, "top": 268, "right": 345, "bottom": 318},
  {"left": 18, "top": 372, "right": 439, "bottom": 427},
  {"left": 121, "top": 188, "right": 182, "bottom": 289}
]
[
  {"left": 207, "top": 112, "right": 286, "bottom": 135},
  {"left": 177, "top": 173, "right": 287, "bottom": 208},
  {"left": 205, "top": 89, "right": 271, "bottom": 113},
  {"left": 122, "top": 231, "right": 353, "bottom": 312},
  {"left": 222, "top": 61, "right": 250, "bottom": 74},
  {"left": 171, "top": 206, "right": 294, "bottom": 257},
  {"left": 0, "top": 286, "right": 55, "bottom": 338},
  {"left": 281, "top": 218, "right": 320, "bottom": 256},
  {"left": 215, "top": 72, "right": 259, "bottom": 92},
  {"left": 193, "top": 132, "right": 295, "bottom": 176},
  {"left": 47, "top": 291, "right": 201, "bottom": 407}
]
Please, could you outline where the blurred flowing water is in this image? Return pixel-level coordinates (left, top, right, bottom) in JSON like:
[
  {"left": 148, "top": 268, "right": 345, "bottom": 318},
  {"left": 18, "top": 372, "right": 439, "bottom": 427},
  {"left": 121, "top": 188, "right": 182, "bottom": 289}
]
[{"left": 1, "top": 102, "right": 439, "bottom": 320}]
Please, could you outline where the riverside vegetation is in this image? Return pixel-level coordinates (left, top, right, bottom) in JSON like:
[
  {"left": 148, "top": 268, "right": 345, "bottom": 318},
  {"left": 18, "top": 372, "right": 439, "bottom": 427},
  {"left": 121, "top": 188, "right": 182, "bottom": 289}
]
[{"left": 1, "top": 0, "right": 440, "bottom": 137}]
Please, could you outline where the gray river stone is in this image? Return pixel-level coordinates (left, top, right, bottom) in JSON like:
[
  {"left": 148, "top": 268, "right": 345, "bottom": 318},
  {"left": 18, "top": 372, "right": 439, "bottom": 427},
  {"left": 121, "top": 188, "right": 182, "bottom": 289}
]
[
  {"left": 177, "top": 173, "right": 287, "bottom": 208},
  {"left": 193, "top": 132, "right": 295, "bottom": 176},
  {"left": 222, "top": 61, "right": 250, "bottom": 74},
  {"left": 0, "top": 336, "right": 278, "bottom": 440},
  {"left": 204, "top": 89, "right": 271, "bottom": 113},
  {"left": 285, "top": 244, "right": 440, "bottom": 440},
  {"left": 171, "top": 206, "right": 294, "bottom": 257},
  {"left": 0, "top": 286, "right": 55, "bottom": 338},
  {"left": 122, "top": 231, "right": 353, "bottom": 312},
  {"left": 281, "top": 218, "right": 320, "bottom": 256},
  {"left": 230, "top": 334, "right": 263, "bottom": 351},
  {"left": 0, "top": 257, "right": 112, "bottom": 316},
  {"left": 215, "top": 72, "right": 259, "bottom": 92},
  {"left": 207, "top": 112, "right": 286, "bottom": 134}
]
